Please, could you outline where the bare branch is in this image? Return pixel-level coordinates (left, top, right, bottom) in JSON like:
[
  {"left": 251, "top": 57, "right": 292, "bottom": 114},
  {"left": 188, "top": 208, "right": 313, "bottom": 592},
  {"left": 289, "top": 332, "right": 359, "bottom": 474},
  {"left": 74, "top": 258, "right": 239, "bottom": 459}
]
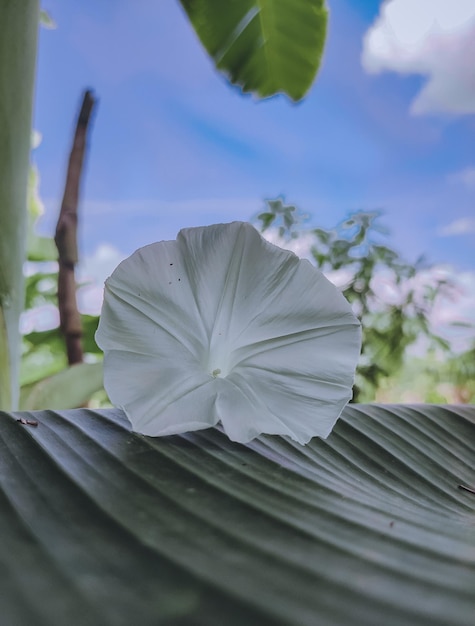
[{"left": 55, "top": 89, "right": 96, "bottom": 365}]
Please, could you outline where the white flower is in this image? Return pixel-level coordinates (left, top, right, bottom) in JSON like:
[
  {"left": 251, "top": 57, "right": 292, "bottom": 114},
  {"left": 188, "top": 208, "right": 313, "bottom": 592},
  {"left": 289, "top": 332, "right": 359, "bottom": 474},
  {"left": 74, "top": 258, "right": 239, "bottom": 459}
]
[{"left": 95, "top": 222, "right": 361, "bottom": 444}]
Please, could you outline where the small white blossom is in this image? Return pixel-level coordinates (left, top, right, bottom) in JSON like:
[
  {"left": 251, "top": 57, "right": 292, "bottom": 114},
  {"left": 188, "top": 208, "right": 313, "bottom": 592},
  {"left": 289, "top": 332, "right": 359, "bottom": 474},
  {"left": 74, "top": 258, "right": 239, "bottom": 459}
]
[{"left": 95, "top": 222, "right": 361, "bottom": 444}]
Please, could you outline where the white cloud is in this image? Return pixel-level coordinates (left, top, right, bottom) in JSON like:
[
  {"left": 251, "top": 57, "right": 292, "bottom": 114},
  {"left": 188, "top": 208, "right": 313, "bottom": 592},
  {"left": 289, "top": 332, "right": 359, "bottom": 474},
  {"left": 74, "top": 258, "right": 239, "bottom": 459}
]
[
  {"left": 20, "top": 304, "right": 59, "bottom": 335},
  {"left": 77, "top": 243, "right": 127, "bottom": 285},
  {"left": 261, "top": 228, "right": 316, "bottom": 261},
  {"left": 448, "top": 166, "right": 475, "bottom": 188},
  {"left": 438, "top": 217, "right": 475, "bottom": 236},
  {"left": 77, "top": 244, "right": 126, "bottom": 315},
  {"left": 361, "top": 0, "right": 475, "bottom": 115}
]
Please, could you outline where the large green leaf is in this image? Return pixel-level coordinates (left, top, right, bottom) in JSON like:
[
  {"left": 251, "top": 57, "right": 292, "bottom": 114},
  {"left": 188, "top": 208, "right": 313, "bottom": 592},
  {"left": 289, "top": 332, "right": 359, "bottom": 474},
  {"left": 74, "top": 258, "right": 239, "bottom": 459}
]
[
  {"left": 0, "top": 1, "right": 39, "bottom": 409},
  {"left": 179, "top": 0, "right": 328, "bottom": 101},
  {"left": 1, "top": 404, "right": 474, "bottom": 625},
  {"left": 19, "top": 362, "right": 104, "bottom": 410},
  {"left": 27, "top": 163, "right": 58, "bottom": 261},
  {"left": 21, "top": 316, "right": 102, "bottom": 387}
]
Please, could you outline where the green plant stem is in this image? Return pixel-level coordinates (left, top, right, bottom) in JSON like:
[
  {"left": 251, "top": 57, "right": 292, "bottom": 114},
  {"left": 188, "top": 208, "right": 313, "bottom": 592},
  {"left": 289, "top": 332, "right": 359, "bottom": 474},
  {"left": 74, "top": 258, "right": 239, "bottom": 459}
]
[{"left": 0, "top": 0, "right": 39, "bottom": 410}]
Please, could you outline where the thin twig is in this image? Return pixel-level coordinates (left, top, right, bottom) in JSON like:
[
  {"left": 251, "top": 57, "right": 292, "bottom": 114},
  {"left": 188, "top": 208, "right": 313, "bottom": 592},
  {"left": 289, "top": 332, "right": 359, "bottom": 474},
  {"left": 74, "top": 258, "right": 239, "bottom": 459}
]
[{"left": 54, "top": 90, "right": 96, "bottom": 365}]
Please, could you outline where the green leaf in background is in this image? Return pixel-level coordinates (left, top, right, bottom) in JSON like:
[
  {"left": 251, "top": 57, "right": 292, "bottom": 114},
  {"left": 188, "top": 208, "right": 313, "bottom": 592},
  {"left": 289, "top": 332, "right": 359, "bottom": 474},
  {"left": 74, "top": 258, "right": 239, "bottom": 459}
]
[
  {"left": 24, "top": 272, "right": 58, "bottom": 309},
  {"left": 0, "top": 0, "right": 40, "bottom": 409},
  {"left": 179, "top": 0, "right": 328, "bottom": 101},
  {"left": 21, "top": 315, "right": 101, "bottom": 387},
  {"left": 81, "top": 314, "right": 102, "bottom": 354},
  {"left": 39, "top": 9, "right": 56, "bottom": 29},
  {"left": 20, "top": 342, "right": 68, "bottom": 387},
  {"left": 19, "top": 362, "right": 104, "bottom": 410},
  {"left": 1, "top": 404, "right": 474, "bottom": 625},
  {"left": 27, "top": 163, "right": 58, "bottom": 261}
]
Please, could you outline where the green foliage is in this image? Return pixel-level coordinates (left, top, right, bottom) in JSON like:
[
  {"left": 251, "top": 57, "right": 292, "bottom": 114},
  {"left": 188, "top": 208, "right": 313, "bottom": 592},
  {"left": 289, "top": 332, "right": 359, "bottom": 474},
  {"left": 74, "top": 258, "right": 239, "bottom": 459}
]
[
  {"left": 19, "top": 361, "right": 103, "bottom": 410},
  {"left": 21, "top": 315, "right": 101, "bottom": 384},
  {"left": 179, "top": 0, "right": 328, "bottom": 101},
  {"left": 375, "top": 353, "right": 451, "bottom": 403},
  {"left": 27, "top": 163, "right": 58, "bottom": 261},
  {"left": 256, "top": 198, "right": 453, "bottom": 401},
  {"left": 258, "top": 197, "right": 308, "bottom": 236},
  {"left": 39, "top": 9, "right": 56, "bottom": 29},
  {"left": 21, "top": 178, "right": 103, "bottom": 404},
  {"left": 1, "top": 404, "right": 474, "bottom": 625},
  {"left": 21, "top": 330, "right": 68, "bottom": 387},
  {"left": 374, "top": 349, "right": 475, "bottom": 404},
  {"left": 21, "top": 162, "right": 103, "bottom": 408},
  {"left": 24, "top": 271, "right": 58, "bottom": 309},
  {"left": 440, "top": 344, "right": 475, "bottom": 403}
]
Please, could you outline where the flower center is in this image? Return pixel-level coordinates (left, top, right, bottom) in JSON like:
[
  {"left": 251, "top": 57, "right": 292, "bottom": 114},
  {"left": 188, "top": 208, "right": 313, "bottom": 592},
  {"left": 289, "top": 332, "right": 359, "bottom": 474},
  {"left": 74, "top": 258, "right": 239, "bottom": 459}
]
[
  {"left": 208, "top": 359, "right": 230, "bottom": 378},
  {"left": 206, "top": 338, "right": 232, "bottom": 378}
]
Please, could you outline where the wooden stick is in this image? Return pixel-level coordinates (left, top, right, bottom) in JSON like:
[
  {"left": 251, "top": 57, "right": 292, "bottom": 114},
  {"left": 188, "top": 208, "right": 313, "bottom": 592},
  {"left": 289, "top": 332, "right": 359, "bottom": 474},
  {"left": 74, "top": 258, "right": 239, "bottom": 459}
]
[{"left": 54, "top": 90, "right": 96, "bottom": 365}]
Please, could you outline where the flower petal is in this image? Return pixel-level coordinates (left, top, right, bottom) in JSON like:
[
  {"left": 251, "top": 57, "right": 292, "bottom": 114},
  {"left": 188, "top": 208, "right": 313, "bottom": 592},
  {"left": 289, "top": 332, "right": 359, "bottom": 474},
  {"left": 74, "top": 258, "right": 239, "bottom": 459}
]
[
  {"left": 96, "top": 240, "right": 208, "bottom": 360},
  {"left": 96, "top": 222, "right": 361, "bottom": 443},
  {"left": 102, "top": 351, "right": 219, "bottom": 436}
]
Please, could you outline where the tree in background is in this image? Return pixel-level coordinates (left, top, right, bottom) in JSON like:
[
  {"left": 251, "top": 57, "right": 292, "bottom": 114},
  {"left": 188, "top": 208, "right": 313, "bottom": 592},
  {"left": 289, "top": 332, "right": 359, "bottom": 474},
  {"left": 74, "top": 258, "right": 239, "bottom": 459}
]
[{"left": 256, "top": 198, "right": 454, "bottom": 401}]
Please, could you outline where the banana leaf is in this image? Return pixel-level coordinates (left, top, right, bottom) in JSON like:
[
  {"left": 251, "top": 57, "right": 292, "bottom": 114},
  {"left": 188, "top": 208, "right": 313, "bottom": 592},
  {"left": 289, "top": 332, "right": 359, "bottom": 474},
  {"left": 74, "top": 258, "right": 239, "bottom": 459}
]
[
  {"left": 0, "top": 404, "right": 474, "bottom": 625},
  {"left": 179, "top": 0, "right": 328, "bottom": 101}
]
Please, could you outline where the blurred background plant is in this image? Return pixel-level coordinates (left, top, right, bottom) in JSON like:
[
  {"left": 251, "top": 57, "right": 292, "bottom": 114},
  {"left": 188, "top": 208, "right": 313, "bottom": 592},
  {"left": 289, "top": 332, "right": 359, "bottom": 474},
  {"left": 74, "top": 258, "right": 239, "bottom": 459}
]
[
  {"left": 256, "top": 198, "right": 473, "bottom": 403},
  {"left": 20, "top": 154, "right": 105, "bottom": 410}
]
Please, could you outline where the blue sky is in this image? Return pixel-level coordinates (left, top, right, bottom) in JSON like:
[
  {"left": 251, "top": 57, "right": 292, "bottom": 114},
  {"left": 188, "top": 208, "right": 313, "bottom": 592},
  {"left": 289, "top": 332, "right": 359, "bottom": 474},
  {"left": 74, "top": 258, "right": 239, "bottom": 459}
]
[{"left": 33, "top": 0, "right": 474, "bottom": 276}]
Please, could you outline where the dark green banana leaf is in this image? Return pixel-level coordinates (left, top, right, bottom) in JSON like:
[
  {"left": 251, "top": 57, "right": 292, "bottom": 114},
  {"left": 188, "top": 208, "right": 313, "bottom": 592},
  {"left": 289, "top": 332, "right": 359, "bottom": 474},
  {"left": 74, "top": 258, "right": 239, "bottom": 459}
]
[{"left": 1, "top": 404, "right": 474, "bottom": 625}]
